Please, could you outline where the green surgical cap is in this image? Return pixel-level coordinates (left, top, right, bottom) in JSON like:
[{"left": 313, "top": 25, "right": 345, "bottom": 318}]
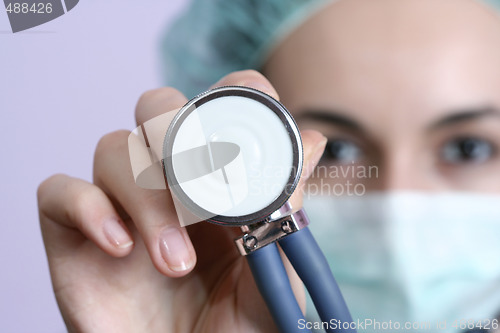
[{"left": 162, "top": 0, "right": 500, "bottom": 98}]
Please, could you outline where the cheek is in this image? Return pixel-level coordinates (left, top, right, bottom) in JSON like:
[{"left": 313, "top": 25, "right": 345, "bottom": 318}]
[
  {"left": 439, "top": 163, "right": 500, "bottom": 193},
  {"left": 305, "top": 165, "right": 378, "bottom": 197}
]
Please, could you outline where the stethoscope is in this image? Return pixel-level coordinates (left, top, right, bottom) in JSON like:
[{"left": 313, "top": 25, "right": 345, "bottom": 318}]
[{"left": 129, "top": 86, "right": 356, "bottom": 333}]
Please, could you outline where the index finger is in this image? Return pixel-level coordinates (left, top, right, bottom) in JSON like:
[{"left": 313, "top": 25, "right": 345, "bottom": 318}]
[
  {"left": 135, "top": 87, "right": 188, "bottom": 126},
  {"left": 210, "top": 69, "right": 280, "bottom": 101}
]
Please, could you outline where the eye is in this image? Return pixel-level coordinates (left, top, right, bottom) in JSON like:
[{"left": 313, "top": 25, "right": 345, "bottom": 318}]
[
  {"left": 321, "top": 139, "right": 362, "bottom": 163},
  {"left": 441, "top": 137, "right": 496, "bottom": 164}
]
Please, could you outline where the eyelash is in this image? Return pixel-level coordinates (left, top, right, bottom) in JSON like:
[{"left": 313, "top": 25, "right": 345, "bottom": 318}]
[
  {"left": 318, "top": 136, "right": 497, "bottom": 168},
  {"left": 321, "top": 139, "right": 363, "bottom": 163},
  {"left": 440, "top": 136, "right": 497, "bottom": 165}
]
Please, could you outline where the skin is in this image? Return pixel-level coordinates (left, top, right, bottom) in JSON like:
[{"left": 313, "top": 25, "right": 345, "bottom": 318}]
[
  {"left": 265, "top": 0, "right": 500, "bottom": 194},
  {"left": 37, "top": 0, "right": 500, "bottom": 332}
]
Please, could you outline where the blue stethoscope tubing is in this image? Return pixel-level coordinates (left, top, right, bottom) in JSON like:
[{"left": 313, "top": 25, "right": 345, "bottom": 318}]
[{"left": 247, "top": 227, "right": 356, "bottom": 333}]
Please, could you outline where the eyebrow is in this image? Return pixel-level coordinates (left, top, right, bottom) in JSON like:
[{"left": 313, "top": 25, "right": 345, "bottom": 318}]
[
  {"left": 430, "top": 107, "right": 500, "bottom": 130},
  {"left": 297, "top": 107, "right": 500, "bottom": 133},
  {"left": 296, "top": 110, "right": 363, "bottom": 131}
]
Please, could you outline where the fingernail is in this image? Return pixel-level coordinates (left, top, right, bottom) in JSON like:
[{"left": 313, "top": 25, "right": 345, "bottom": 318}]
[
  {"left": 159, "top": 227, "right": 193, "bottom": 272},
  {"left": 103, "top": 218, "right": 134, "bottom": 248}
]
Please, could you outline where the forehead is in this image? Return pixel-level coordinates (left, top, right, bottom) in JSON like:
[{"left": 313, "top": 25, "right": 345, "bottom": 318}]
[{"left": 266, "top": 0, "right": 500, "bottom": 118}]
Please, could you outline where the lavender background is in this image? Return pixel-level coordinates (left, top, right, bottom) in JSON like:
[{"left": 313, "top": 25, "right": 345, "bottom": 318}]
[{"left": 0, "top": 1, "right": 187, "bottom": 331}]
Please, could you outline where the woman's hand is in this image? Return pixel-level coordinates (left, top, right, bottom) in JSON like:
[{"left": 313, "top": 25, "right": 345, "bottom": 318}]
[{"left": 37, "top": 70, "right": 327, "bottom": 333}]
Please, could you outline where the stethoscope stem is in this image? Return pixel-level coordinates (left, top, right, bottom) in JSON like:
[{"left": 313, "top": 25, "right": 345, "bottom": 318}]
[
  {"left": 280, "top": 228, "right": 356, "bottom": 333},
  {"left": 247, "top": 226, "right": 356, "bottom": 333},
  {"left": 247, "top": 241, "right": 311, "bottom": 333}
]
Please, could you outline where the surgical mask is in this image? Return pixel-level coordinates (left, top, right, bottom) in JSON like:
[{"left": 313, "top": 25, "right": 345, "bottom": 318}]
[{"left": 303, "top": 192, "right": 500, "bottom": 333}]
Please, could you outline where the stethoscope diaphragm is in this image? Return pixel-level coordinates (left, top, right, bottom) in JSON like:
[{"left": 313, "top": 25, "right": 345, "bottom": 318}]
[{"left": 163, "top": 86, "right": 303, "bottom": 226}]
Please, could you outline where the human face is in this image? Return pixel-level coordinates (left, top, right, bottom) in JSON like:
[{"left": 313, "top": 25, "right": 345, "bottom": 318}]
[{"left": 264, "top": 0, "right": 500, "bottom": 193}]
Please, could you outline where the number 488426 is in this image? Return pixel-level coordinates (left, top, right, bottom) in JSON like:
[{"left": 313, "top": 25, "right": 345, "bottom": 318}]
[{"left": 6, "top": 2, "right": 53, "bottom": 14}]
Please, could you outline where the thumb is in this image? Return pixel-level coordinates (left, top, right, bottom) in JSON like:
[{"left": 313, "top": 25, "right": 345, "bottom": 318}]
[{"left": 289, "top": 130, "right": 327, "bottom": 210}]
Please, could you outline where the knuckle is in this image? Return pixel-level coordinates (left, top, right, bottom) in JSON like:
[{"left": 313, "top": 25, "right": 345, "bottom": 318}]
[
  {"left": 69, "top": 184, "right": 99, "bottom": 226},
  {"left": 135, "top": 87, "right": 185, "bottom": 123},
  {"left": 215, "top": 70, "right": 278, "bottom": 98},
  {"left": 222, "top": 69, "right": 265, "bottom": 83},
  {"left": 136, "top": 89, "right": 167, "bottom": 110},
  {"left": 236, "top": 69, "right": 263, "bottom": 78},
  {"left": 239, "top": 69, "right": 265, "bottom": 78},
  {"left": 94, "top": 130, "right": 130, "bottom": 160},
  {"left": 37, "top": 173, "right": 66, "bottom": 204}
]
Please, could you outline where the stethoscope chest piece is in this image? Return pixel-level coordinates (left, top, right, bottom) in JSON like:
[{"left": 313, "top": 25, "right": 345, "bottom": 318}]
[{"left": 163, "top": 86, "right": 303, "bottom": 226}]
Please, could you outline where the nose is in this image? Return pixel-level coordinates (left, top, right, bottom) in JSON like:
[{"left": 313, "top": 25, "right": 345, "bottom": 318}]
[{"left": 370, "top": 149, "right": 435, "bottom": 191}]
